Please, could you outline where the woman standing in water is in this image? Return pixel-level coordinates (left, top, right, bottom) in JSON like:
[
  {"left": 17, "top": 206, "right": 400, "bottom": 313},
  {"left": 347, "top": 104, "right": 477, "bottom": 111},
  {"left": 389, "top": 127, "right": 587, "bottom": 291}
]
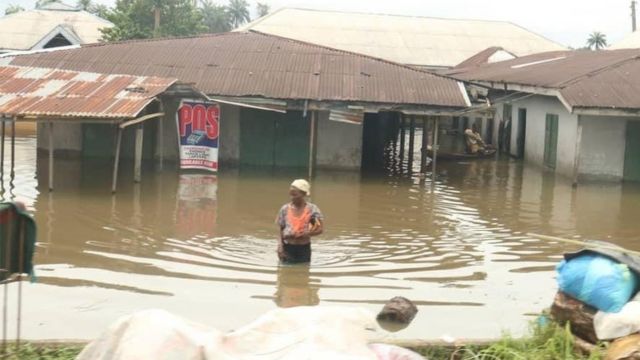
[{"left": 276, "top": 179, "right": 324, "bottom": 264}]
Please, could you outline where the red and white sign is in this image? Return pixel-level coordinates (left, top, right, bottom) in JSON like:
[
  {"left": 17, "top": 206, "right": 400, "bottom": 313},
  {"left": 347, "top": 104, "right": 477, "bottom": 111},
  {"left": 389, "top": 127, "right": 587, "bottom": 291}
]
[{"left": 176, "top": 100, "right": 220, "bottom": 172}]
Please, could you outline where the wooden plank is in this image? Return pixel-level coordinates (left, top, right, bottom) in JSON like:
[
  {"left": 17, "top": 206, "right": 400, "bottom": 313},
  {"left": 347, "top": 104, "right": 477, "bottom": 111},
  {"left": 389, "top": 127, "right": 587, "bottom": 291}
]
[
  {"left": 111, "top": 128, "right": 123, "bottom": 193},
  {"left": 408, "top": 116, "right": 415, "bottom": 172},
  {"left": 134, "top": 125, "right": 143, "bottom": 183},
  {"left": 48, "top": 122, "right": 54, "bottom": 191},
  {"left": 308, "top": 111, "right": 316, "bottom": 179},
  {"left": 572, "top": 116, "right": 583, "bottom": 186},
  {"left": 432, "top": 118, "right": 439, "bottom": 179},
  {"left": 420, "top": 117, "right": 428, "bottom": 173}
]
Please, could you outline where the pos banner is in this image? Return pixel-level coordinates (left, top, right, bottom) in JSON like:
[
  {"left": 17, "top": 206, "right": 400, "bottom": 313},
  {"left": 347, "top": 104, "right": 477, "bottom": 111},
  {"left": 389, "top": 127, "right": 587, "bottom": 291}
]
[{"left": 176, "top": 99, "right": 220, "bottom": 172}]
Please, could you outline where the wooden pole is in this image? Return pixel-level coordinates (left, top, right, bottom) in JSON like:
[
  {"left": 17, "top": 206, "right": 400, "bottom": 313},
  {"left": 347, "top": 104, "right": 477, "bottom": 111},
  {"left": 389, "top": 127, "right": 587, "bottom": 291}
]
[
  {"left": 572, "top": 116, "right": 583, "bottom": 187},
  {"left": 408, "top": 116, "right": 415, "bottom": 172},
  {"left": 158, "top": 104, "right": 164, "bottom": 172},
  {"left": 308, "top": 110, "right": 317, "bottom": 179},
  {"left": 1, "top": 120, "right": 5, "bottom": 178},
  {"left": 432, "top": 118, "right": 439, "bottom": 179},
  {"left": 10, "top": 118, "right": 15, "bottom": 179},
  {"left": 399, "top": 115, "right": 406, "bottom": 162},
  {"left": 111, "top": 127, "right": 123, "bottom": 193},
  {"left": 48, "top": 122, "right": 54, "bottom": 191},
  {"left": 420, "top": 117, "right": 428, "bottom": 173},
  {"left": 134, "top": 125, "right": 144, "bottom": 183}
]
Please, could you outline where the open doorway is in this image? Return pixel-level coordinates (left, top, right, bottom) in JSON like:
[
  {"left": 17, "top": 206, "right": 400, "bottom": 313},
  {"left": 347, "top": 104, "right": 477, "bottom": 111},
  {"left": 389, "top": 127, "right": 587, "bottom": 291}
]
[{"left": 516, "top": 108, "right": 527, "bottom": 158}]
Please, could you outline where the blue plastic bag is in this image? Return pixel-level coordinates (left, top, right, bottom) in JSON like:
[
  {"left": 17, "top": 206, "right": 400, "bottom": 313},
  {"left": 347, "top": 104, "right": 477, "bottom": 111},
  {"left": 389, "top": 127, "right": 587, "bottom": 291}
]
[{"left": 557, "top": 254, "right": 639, "bottom": 313}]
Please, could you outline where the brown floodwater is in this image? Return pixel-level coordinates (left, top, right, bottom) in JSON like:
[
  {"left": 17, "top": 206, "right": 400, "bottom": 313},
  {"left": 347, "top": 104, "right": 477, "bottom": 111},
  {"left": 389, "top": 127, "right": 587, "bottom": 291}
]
[{"left": 4, "top": 135, "right": 640, "bottom": 341}]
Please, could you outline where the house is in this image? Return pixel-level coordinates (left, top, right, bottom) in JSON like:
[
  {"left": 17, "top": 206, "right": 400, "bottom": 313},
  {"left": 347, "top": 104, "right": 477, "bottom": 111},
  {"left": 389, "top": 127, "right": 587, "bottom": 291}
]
[
  {"left": 0, "top": 2, "right": 113, "bottom": 54},
  {"left": 453, "top": 48, "right": 640, "bottom": 183},
  {"left": 8, "top": 31, "right": 470, "bottom": 173},
  {"left": 0, "top": 65, "right": 202, "bottom": 191},
  {"left": 237, "top": 8, "right": 566, "bottom": 69}
]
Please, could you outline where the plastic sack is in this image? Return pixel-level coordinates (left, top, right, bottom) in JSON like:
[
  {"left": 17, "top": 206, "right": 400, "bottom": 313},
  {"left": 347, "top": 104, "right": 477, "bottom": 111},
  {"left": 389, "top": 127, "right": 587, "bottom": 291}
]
[
  {"left": 594, "top": 292, "right": 640, "bottom": 340},
  {"left": 556, "top": 254, "right": 639, "bottom": 313},
  {"left": 77, "top": 307, "right": 424, "bottom": 360}
]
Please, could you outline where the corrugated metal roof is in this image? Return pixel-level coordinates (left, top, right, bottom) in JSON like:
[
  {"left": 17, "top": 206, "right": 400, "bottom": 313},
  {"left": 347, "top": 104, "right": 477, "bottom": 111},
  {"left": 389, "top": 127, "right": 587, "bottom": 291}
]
[
  {"left": 237, "top": 8, "right": 566, "bottom": 67},
  {"left": 452, "top": 48, "right": 640, "bottom": 110},
  {"left": 10, "top": 31, "right": 468, "bottom": 108},
  {"left": 0, "top": 7, "right": 113, "bottom": 51},
  {"left": 609, "top": 31, "right": 640, "bottom": 50},
  {"left": 0, "top": 65, "right": 177, "bottom": 119},
  {"left": 453, "top": 47, "right": 517, "bottom": 69}
]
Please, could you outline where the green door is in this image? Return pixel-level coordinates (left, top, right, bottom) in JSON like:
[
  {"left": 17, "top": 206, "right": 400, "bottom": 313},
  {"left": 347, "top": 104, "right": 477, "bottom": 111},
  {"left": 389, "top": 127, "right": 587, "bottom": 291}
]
[
  {"left": 274, "top": 111, "right": 309, "bottom": 168},
  {"left": 624, "top": 121, "right": 640, "bottom": 181},
  {"left": 239, "top": 109, "right": 310, "bottom": 168},
  {"left": 544, "top": 114, "right": 559, "bottom": 169}
]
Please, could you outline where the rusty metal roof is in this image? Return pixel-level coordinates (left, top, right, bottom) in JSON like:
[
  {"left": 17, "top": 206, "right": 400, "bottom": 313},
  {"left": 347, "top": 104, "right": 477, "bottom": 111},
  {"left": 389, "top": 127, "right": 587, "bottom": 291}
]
[
  {"left": 452, "top": 47, "right": 517, "bottom": 70},
  {"left": 10, "top": 31, "right": 468, "bottom": 109},
  {"left": 0, "top": 65, "right": 177, "bottom": 119},
  {"left": 452, "top": 48, "right": 640, "bottom": 111}
]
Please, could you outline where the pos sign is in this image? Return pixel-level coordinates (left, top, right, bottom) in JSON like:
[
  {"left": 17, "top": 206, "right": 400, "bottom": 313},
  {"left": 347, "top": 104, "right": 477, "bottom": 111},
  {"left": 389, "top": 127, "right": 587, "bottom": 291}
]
[{"left": 176, "top": 100, "right": 220, "bottom": 172}]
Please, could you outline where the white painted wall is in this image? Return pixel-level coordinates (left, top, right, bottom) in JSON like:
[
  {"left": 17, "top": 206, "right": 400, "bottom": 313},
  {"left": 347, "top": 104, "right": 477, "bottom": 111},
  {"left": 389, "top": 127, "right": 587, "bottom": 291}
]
[
  {"left": 316, "top": 111, "right": 363, "bottom": 169},
  {"left": 37, "top": 122, "right": 82, "bottom": 154},
  {"left": 578, "top": 115, "right": 628, "bottom": 181},
  {"left": 506, "top": 95, "right": 578, "bottom": 178}
]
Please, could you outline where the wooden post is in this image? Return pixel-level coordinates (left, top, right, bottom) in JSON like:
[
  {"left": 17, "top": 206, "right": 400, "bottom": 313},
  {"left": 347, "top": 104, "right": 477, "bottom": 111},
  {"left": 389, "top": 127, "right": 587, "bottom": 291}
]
[
  {"left": 572, "top": 116, "right": 583, "bottom": 187},
  {"left": 399, "top": 115, "right": 406, "bottom": 162},
  {"left": 158, "top": 103, "right": 164, "bottom": 172},
  {"left": 420, "top": 117, "right": 429, "bottom": 173},
  {"left": 1, "top": 120, "right": 5, "bottom": 178},
  {"left": 432, "top": 118, "right": 440, "bottom": 179},
  {"left": 10, "top": 118, "right": 15, "bottom": 179},
  {"left": 308, "top": 110, "right": 317, "bottom": 179},
  {"left": 48, "top": 122, "right": 54, "bottom": 191},
  {"left": 408, "top": 116, "right": 415, "bottom": 172},
  {"left": 134, "top": 125, "right": 143, "bottom": 183},
  {"left": 112, "top": 127, "right": 123, "bottom": 193}
]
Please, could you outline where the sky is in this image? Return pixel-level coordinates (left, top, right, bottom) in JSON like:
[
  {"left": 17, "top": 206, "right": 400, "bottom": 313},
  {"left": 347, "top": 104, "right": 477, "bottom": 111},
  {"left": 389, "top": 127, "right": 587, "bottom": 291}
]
[{"left": 0, "top": 0, "right": 635, "bottom": 48}]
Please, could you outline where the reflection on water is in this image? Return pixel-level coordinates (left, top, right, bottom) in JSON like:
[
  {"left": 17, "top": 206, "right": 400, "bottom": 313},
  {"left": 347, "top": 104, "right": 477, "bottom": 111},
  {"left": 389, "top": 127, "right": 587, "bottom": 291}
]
[{"left": 4, "top": 136, "right": 640, "bottom": 341}]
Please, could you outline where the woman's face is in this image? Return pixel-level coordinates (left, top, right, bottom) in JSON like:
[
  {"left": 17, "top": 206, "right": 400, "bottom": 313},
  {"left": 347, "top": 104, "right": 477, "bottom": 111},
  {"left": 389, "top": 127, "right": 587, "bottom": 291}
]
[{"left": 289, "top": 187, "right": 306, "bottom": 201}]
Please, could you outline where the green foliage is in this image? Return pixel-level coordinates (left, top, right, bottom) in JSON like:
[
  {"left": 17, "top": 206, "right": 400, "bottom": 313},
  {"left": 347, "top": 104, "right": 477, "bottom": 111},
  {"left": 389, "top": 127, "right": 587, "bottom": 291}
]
[
  {"left": 101, "top": 0, "right": 205, "bottom": 41},
  {"left": 6, "top": 344, "right": 83, "bottom": 360},
  {"left": 256, "top": 2, "right": 270, "bottom": 18},
  {"left": 586, "top": 31, "right": 608, "bottom": 51},
  {"left": 227, "top": 0, "right": 250, "bottom": 27},
  {"left": 200, "top": 0, "right": 232, "bottom": 33},
  {"left": 4, "top": 4, "right": 25, "bottom": 15},
  {"left": 417, "top": 322, "right": 604, "bottom": 360}
]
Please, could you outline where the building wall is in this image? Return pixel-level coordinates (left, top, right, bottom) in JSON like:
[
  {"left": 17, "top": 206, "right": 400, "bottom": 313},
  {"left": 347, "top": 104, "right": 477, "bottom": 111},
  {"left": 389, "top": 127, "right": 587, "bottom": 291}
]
[
  {"left": 316, "top": 111, "right": 363, "bottom": 170},
  {"left": 578, "top": 115, "right": 627, "bottom": 181},
  {"left": 37, "top": 122, "right": 82, "bottom": 155},
  {"left": 219, "top": 104, "right": 240, "bottom": 167}
]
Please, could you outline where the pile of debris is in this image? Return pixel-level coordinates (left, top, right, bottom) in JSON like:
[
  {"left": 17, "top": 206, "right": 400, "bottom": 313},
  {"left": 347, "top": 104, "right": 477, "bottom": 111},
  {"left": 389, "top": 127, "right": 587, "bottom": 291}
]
[{"left": 550, "top": 240, "right": 640, "bottom": 360}]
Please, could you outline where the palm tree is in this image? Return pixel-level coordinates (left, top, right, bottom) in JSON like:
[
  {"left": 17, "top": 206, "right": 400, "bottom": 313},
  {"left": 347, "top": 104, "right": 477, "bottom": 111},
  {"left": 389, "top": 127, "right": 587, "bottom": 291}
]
[
  {"left": 256, "top": 2, "right": 270, "bottom": 18},
  {"left": 5, "top": 4, "right": 24, "bottom": 15},
  {"left": 586, "top": 31, "right": 608, "bottom": 50},
  {"left": 227, "top": 0, "right": 250, "bottom": 28},
  {"left": 200, "top": 0, "right": 232, "bottom": 33}
]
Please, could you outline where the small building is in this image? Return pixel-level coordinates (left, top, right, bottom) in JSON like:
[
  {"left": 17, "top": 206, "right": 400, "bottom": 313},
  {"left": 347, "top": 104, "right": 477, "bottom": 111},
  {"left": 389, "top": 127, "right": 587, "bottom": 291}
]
[
  {"left": 453, "top": 48, "right": 640, "bottom": 183},
  {"left": 0, "top": 65, "right": 202, "bottom": 191},
  {"left": 237, "top": 8, "right": 566, "bottom": 69},
  {"left": 10, "top": 31, "right": 471, "bottom": 173},
  {"left": 0, "top": 2, "right": 113, "bottom": 54}
]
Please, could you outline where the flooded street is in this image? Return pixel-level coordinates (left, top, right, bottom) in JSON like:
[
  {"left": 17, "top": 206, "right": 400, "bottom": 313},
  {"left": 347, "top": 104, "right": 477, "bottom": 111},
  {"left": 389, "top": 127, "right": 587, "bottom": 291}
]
[{"left": 5, "top": 135, "right": 640, "bottom": 341}]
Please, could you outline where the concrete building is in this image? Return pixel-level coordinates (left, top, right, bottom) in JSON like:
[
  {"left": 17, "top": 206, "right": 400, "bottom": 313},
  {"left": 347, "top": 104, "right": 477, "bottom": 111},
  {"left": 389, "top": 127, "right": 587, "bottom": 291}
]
[
  {"left": 237, "top": 8, "right": 566, "bottom": 69},
  {"left": 454, "top": 49, "right": 640, "bottom": 183},
  {"left": 0, "top": 2, "right": 113, "bottom": 54},
  {"left": 9, "top": 31, "right": 470, "bottom": 173}
]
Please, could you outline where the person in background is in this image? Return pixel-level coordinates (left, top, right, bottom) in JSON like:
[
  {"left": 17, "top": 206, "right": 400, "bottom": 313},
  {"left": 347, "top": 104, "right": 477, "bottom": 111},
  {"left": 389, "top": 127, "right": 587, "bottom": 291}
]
[
  {"left": 464, "top": 123, "right": 486, "bottom": 154},
  {"left": 276, "top": 179, "right": 323, "bottom": 264}
]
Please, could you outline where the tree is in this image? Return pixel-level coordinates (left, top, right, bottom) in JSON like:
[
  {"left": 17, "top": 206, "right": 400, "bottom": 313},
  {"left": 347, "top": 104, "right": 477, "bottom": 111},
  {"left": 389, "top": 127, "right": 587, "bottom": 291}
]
[
  {"left": 227, "top": 0, "right": 250, "bottom": 28},
  {"left": 200, "top": 0, "right": 232, "bottom": 33},
  {"left": 586, "top": 31, "right": 608, "bottom": 50},
  {"left": 256, "top": 2, "right": 269, "bottom": 18},
  {"left": 101, "top": 0, "right": 205, "bottom": 41},
  {"left": 4, "top": 4, "right": 24, "bottom": 15},
  {"left": 77, "top": 0, "right": 92, "bottom": 9}
]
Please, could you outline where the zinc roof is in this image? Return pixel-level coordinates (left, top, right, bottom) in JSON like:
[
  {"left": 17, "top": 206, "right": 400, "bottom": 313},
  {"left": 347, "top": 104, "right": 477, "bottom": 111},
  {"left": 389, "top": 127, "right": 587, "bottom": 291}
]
[
  {"left": 0, "top": 7, "right": 113, "bottom": 51},
  {"left": 10, "top": 31, "right": 468, "bottom": 108},
  {"left": 452, "top": 48, "right": 640, "bottom": 111},
  {"left": 0, "top": 65, "right": 177, "bottom": 119},
  {"left": 237, "top": 8, "right": 566, "bottom": 68}
]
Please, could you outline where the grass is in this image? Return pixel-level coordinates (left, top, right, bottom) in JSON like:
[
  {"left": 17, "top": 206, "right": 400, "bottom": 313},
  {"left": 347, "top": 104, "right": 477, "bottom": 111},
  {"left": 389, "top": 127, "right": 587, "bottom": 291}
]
[
  {"left": 417, "top": 322, "right": 605, "bottom": 360},
  {"left": 3, "top": 344, "right": 83, "bottom": 360}
]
